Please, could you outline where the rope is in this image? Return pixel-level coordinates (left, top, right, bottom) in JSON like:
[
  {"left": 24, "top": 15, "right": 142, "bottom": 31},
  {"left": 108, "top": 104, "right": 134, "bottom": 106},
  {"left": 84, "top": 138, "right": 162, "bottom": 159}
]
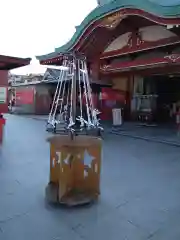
[
  {"left": 84, "top": 61, "right": 94, "bottom": 112},
  {"left": 81, "top": 59, "right": 92, "bottom": 127},
  {"left": 47, "top": 53, "right": 102, "bottom": 134},
  {"left": 68, "top": 58, "right": 76, "bottom": 128},
  {"left": 66, "top": 66, "right": 71, "bottom": 106},
  {"left": 52, "top": 60, "right": 68, "bottom": 123},
  {"left": 59, "top": 69, "right": 68, "bottom": 122},
  {"left": 63, "top": 66, "right": 71, "bottom": 124},
  {"left": 77, "top": 59, "right": 84, "bottom": 127},
  {"left": 83, "top": 61, "right": 98, "bottom": 126},
  {"left": 48, "top": 61, "right": 64, "bottom": 124}
]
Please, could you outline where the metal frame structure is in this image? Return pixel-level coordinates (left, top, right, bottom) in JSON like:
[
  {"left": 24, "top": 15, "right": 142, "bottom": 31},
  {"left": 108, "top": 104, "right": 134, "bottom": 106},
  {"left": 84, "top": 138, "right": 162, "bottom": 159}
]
[{"left": 46, "top": 53, "right": 103, "bottom": 138}]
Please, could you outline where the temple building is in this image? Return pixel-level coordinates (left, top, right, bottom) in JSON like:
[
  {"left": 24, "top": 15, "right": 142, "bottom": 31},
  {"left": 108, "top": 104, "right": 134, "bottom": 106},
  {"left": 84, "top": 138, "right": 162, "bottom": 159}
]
[
  {"left": 0, "top": 55, "right": 31, "bottom": 113},
  {"left": 36, "top": 0, "right": 180, "bottom": 123}
]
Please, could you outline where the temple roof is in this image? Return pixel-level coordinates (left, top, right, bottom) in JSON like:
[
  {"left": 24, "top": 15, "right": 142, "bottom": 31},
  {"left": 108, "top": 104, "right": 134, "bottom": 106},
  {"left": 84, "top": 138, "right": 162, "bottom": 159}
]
[
  {"left": 98, "top": 0, "right": 180, "bottom": 6},
  {"left": 152, "top": 0, "right": 180, "bottom": 5},
  {"left": 0, "top": 55, "right": 31, "bottom": 70},
  {"left": 36, "top": 0, "right": 180, "bottom": 61}
]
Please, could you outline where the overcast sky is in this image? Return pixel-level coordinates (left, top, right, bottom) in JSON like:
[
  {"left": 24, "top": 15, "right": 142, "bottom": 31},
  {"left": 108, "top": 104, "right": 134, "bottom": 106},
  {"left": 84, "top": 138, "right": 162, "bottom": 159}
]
[{"left": 1, "top": 0, "right": 97, "bottom": 74}]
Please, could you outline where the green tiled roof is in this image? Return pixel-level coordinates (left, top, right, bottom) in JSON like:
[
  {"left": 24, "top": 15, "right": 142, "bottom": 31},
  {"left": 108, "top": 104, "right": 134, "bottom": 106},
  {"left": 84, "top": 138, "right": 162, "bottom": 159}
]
[
  {"left": 36, "top": 0, "right": 180, "bottom": 61},
  {"left": 36, "top": 51, "right": 59, "bottom": 61}
]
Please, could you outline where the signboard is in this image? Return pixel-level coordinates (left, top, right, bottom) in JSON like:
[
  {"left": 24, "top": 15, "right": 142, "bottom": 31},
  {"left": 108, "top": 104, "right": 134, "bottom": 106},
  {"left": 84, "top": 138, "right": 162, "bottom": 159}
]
[
  {"left": 0, "top": 87, "right": 7, "bottom": 104},
  {"left": 101, "top": 88, "right": 126, "bottom": 102}
]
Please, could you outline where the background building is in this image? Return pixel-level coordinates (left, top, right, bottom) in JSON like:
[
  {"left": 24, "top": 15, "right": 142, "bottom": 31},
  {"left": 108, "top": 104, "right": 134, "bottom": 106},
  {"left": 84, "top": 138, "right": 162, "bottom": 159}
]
[
  {"left": 0, "top": 55, "right": 31, "bottom": 113},
  {"left": 8, "top": 73, "right": 52, "bottom": 115}
]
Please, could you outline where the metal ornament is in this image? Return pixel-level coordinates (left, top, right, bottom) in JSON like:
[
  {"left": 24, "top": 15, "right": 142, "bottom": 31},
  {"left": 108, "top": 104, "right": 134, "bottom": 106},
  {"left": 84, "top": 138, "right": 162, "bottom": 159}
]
[{"left": 46, "top": 53, "right": 103, "bottom": 137}]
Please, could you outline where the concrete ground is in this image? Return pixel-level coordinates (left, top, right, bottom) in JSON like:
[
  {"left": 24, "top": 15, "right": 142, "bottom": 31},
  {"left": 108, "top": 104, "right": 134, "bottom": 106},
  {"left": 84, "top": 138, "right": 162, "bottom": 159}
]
[
  {"left": 18, "top": 114, "right": 180, "bottom": 146},
  {"left": 1, "top": 115, "right": 180, "bottom": 240},
  {"left": 111, "top": 122, "right": 180, "bottom": 147}
]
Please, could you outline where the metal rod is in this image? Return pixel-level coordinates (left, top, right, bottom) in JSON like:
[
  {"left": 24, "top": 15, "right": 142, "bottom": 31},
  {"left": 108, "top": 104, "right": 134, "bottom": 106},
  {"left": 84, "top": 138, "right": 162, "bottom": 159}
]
[{"left": 72, "top": 57, "right": 77, "bottom": 123}]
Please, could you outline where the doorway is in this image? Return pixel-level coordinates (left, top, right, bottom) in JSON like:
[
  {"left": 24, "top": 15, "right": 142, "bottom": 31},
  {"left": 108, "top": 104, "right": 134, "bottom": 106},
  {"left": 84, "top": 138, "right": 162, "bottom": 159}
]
[{"left": 144, "top": 75, "right": 180, "bottom": 123}]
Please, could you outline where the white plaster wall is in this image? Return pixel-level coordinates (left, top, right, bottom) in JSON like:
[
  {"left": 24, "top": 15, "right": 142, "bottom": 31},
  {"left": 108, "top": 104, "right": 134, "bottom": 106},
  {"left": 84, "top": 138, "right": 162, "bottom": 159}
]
[
  {"left": 140, "top": 25, "right": 176, "bottom": 42},
  {"left": 103, "top": 25, "right": 176, "bottom": 53},
  {"left": 104, "top": 32, "right": 130, "bottom": 52}
]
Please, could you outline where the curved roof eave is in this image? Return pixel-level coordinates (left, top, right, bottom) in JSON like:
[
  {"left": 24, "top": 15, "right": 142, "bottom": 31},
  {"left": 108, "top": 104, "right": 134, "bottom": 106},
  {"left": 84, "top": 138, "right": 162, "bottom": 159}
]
[
  {"left": 36, "top": 0, "right": 180, "bottom": 61},
  {"left": 36, "top": 51, "right": 59, "bottom": 61}
]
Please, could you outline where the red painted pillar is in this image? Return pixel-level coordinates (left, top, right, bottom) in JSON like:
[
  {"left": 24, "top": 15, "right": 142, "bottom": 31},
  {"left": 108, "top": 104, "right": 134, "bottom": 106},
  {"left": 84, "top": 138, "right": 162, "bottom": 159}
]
[
  {"left": 0, "top": 70, "right": 8, "bottom": 113},
  {"left": 90, "top": 60, "right": 100, "bottom": 81}
]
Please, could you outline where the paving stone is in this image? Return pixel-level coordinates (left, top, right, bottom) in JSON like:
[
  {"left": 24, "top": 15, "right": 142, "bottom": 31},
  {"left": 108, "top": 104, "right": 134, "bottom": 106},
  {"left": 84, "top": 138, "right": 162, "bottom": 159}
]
[
  {"left": 75, "top": 210, "right": 149, "bottom": 240},
  {"left": 0, "top": 209, "right": 76, "bottom": 240},
  {"left": 149, "top": 212, "right": 180, "bottom": 240},
  {"left": 1, "top": 115, "right": 180, "bottom": 240}
]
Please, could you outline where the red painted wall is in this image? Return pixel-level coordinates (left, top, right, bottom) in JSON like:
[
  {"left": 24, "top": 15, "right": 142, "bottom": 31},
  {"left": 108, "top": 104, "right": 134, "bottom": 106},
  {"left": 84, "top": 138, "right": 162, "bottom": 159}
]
[
  {"left": 15, "top": 87, "right": 34, "bottom": 105},
  {"left": 34, "top": 85, "right": 51, "bottom": 114},
  {"left": 0, "top": 70, "right": 8, "bottom": 113},
  {"left": 35, "top": 93, "right": 51, "bottom": 114}
]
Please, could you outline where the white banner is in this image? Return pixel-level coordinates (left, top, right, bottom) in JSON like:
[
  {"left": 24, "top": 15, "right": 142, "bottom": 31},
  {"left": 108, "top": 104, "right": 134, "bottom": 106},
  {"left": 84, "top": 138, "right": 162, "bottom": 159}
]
[{"left": 0, "top": 87, "right": 7, "bottom": 104}]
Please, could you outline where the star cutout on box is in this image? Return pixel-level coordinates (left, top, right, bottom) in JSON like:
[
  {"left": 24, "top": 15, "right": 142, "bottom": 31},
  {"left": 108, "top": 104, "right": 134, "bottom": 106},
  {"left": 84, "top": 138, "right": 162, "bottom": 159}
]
[
  {"left": 84, "top": 150, "right": 94, "bottom": 167},
  {"left": 63, "top": 153, "right": 71, "bottom": 165}
]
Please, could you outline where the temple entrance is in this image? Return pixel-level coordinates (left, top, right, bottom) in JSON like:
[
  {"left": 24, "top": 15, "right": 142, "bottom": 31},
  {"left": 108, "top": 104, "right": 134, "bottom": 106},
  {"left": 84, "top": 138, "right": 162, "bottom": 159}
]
[{"left": 143, "top": 75, "right": 180, "bottom": 124}]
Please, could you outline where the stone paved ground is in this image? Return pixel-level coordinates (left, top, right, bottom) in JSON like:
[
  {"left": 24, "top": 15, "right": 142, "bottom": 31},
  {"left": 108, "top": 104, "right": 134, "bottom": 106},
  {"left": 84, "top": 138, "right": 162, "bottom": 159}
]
[
  {"left": 111, "top": 123, "right": 180, "bottom": 146},
  {"left": 1, "top": 115, "right": 180, "bottom": 240}
]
